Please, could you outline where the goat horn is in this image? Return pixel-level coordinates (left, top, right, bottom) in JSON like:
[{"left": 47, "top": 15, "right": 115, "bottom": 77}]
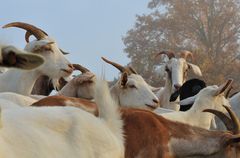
[
  {"left": 179, "top": 50, "right": 193, "bottom": 60},
  {"left": 128, "top": 66, "right": 138, "bottom": 74},
  {"left": 223, "top": 105, "right": 240, "bottom": 134},
  {"left": 155, "top": 51, "right": 175, "bottom": 59},
  {"left": 3, "top": 22, "right": 48, "bottom": 42},
  {"left": 72, "top": 64, "right": 90, "bottom": 73},
  {"left": 25, "top": 31, "right": 32, "bottom": 43},
  {"left": 59, "top": 49, "right": 69, "bottom": 55},
  {"left": 225, "top": 86, "right": 233, "bottom": 98},
  {"left": 101, "top": 57, "right": 126, "bottom": 73},
  {"left": 203, "top": 108, "right": 233, "bottom": 131}
]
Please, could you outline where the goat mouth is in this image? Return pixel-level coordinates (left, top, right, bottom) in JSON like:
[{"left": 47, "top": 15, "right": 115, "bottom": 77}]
[
  {"left": 61, "top": 69, "right": 73, "bottom": 74},
  {"left": 145, "top": 104, "right": 157, "bottom": 110}
]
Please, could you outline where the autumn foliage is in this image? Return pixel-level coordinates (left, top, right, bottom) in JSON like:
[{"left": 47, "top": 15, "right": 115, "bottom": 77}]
[{"left": 123, "top": 0, "right": 240, "bottom": 90}]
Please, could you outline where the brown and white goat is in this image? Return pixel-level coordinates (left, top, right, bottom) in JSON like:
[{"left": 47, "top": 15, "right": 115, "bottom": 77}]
[
  {"left": 122, "top": 105, "right": 240, "bottom": 158},
  {"left": 36, "top": 80, "right": 240, "bottom": 158}
]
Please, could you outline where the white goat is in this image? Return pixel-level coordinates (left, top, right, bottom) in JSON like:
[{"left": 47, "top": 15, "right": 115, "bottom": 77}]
[
  {"left": 155, "top": 50, "right": 202, "bottom": 110},
  {"left": 0, "top": 60, "right": 160, "bottom": 110},
  {"left": 55, "top": 58, "right": 160, "bottom": 109},
  {"left": 0, "top": 22, "right": 73, "bottom": 95},
  {"left": 102, "top": 57, "right": 159, "bottom": 109},
  {"left": 0, "top": 79, "right": 124, "bottom": 158},
  {"left": 155, "top": 79, "right": 232, "bottom": 129}
]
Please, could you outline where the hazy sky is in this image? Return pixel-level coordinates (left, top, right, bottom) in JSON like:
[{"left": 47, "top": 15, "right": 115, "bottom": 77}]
[{"left": 0, "top": 0, "right": 152, "bottom": 80}]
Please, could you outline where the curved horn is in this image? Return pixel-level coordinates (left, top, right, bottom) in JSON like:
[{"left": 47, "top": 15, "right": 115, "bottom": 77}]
[
  {"left": 128, "top": 66, "right": 138, "bottom": 74},
  {"left": 225, "top": 86, "right": 233, "bottom": 98},
  {"left": 59, "top": 49, "right": 69, "bottom": 55},
  {"left": 203, "top": 109, "right": 234, "bottom": 131},
  {"left": 214, "top": 79, "right": 233, "bottom": 96},
  {"left": 3, "top": 22, "right": 48, "bottom": 42},
  {"left": 101, "top": 57, "right": 126, "bottom": 73},
  {"left": 72, "top": 64, "right": 90, "bottom": 73},
  {"left": 25, "top": 31, "right": 32, "bottom": 43},
  {"left": 155, "top": 51, "right": 175, "bottom": 59},
  {"left": 223, "top": 105, "right": 240, "bottom": 134},
  {"left": 178, "top": 50, "right": 193, "bottom": 60}
]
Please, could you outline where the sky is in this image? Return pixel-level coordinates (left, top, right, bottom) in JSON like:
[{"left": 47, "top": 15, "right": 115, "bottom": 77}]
[{"left": 0, "top": 0, "right": 152, "bottom": 80}]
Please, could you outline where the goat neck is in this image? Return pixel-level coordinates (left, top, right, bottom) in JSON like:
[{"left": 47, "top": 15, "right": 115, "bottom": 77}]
[{"left": 0, "top": 69, "right": 41, "bottom": 95}]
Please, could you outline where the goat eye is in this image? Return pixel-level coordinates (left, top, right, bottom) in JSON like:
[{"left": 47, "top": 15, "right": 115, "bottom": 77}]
[{"left": 129, "top": 85, "right": 137, "bottom": 89}]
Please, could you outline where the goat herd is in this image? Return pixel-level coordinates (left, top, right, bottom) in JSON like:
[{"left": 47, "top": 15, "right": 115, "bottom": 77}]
[{"left": 0, "top": 22, "right": 239, "bottom": 158}]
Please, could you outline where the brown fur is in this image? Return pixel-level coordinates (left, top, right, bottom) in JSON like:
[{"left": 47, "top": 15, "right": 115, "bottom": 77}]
[
  {"left": 32, "top": 96, "right": 98, "bottom": 116},
  {"left": 121, "top": 108, "right": 173, "bottom": 158},
  {"left": 121, "top": 108, "right": 238, "bottom": 158}
]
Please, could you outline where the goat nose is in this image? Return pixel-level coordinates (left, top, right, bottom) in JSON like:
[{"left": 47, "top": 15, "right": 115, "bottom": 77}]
[
  {"left": 174, "top": 84, "right": 181, "bottom": 90},
  {"left": 153, "top": 99, "right": 159, "bottom": 104}
]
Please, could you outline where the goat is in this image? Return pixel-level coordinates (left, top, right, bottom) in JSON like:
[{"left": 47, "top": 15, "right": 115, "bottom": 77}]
[
  {"left": 33, "top": 79, "right": 240, "bottom": 157},
  {"left": 156, "top": 79, "right": 232, "bottom": 129},
  {"left": 155, "top": 50, "right": 202, "bottom": 110},
  {"left": 32, "top": 80, "right": 232, "bottom": 129},
  {"left": 89, "top": 78, "right": 240, "bottom": 158},
  {"left": 31, "top": 46, "right": 70, "bottom": 95},
  {"left": 33, "top": 58, "right": 159, "bottom": 110},
  {"left": 0, "top": 22, "right": 73, "bottom": 95},
  {"left": 122, "top": 105, "right": 240, "bottom": 158},
  {"left": 102, "top": 57, "right": 159, "bottom": 109},
  {"left": 0, "top": 79, "right": 124, "bottom": 158}
]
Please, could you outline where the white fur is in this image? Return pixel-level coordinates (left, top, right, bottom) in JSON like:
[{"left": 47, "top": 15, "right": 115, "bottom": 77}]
[
  {"left": 58, "top": 72, "right": 96, "bottom": 99},
  {"left": 0, "top": 79, "right": 124, "bottom": 158},
  {"left": 0, "top": 92, "right": 37, "bottom": 107},
  {"left": 0, "top": 37, "right": 72, "bottom": 95},
  {"left": 110, "top": 74, "right": 159, "bottom": 109},
  {"left": 58, "top": 71, "right": 159, "bottom": 109},
  {"left": 156, "top": 57, "right": 202, "bottom": 110},
  {"left": 156, "top": 85, "right": 231, "bottom": 129}
]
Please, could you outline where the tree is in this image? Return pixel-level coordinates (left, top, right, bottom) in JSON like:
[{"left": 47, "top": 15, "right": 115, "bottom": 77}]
[{"left": 123, "top": 0, "right": 240, "bottom": 88}]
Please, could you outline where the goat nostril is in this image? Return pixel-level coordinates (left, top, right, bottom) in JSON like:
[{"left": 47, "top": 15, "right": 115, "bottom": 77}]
[{"left": 153, "top": 99, "right": 159, "bottom": 104}]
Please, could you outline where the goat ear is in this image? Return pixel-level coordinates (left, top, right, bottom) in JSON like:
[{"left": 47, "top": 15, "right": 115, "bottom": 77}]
[
  {"left": 120, "top": 72, "right": 128, "bottom": 87},
  {"left": 214, "top": 79, "right": 233, "bottom": 96},
  {"left": 74, "top": 74, "right": 95, "bottom": 84},
  {"left": 170, "top": 90, "right": 180, "bottom": 102},
  {"left": 179, "top": 95, "right": 196, "bottom": 105},
  {"left": 188, "top": 63, "right": 202, "bottom": 76},
  {"left": 1, "top": 46, "right": 44, "bottom": 70},
  {"left": 148, "top": 85, "right": 161, "bottom": 93}
]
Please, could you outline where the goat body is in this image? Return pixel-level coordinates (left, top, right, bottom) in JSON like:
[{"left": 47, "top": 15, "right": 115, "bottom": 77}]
[{"left": 0, "top": 79, "right": 124, "bottom": 158}]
